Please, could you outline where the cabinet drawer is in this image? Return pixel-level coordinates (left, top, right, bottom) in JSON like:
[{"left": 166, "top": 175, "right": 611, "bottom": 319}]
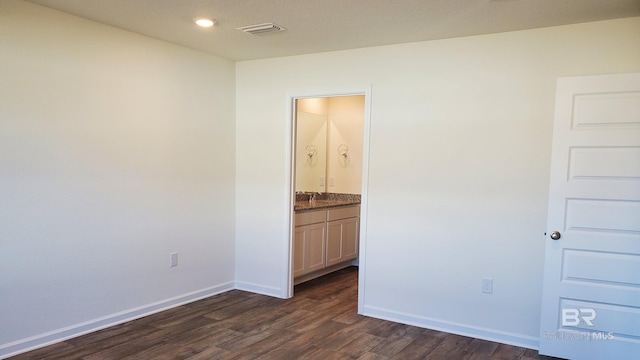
[
  {"left": 327, "top": 205, "right": 360, "bottom": 221},
  {"left": 295, "top": 209, "right": 327, "bottom": 226}
]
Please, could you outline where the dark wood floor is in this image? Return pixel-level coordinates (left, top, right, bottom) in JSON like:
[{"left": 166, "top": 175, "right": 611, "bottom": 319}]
[{"left": 11, "top": 267, "right": 560, "bottom": 359}]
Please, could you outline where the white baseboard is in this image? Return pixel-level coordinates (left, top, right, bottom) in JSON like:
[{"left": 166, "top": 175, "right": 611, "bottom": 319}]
[
  {"left": 0, "top": 282, "right": 234, "bottom": 359},
  {"left": 361, "top": 304, "right": 539, "bottom": 350},
  {"left": 234, "top": 281, "right": 285, "bottom": 298}
]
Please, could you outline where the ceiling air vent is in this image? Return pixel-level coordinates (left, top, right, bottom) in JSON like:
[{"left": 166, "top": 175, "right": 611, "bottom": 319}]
[{"left": 237, "top": 23, "right": 286, "bottom": 35}]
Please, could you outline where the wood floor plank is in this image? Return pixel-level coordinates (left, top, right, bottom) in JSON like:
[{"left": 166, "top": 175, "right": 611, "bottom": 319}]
[
  {"left": 81, "top": 328, "right": 173, "bottom": 360},
  {"left": 316, "top": 320, "right": 372, "bottom": 351},
  {"left": 64, "top": 323, "right": 139, "bottom": 347},
  {"left": 283, "top": 319, "right": 347, "bottom": 348},
  {"left": 9, "top": 267, "right": 562, "bottom": 360},
  {"left": 223, "top": 330, "right": 300, "bottom": 359},
  {"left": 181, "top": 327, "right": 243, "bottom": 354},
  {"left": 369, "top": 330, "right": 422, "bottom": 357},
  {"left": 335, "top": 332, "right": 386, "bottom": 358},
  {"left": 255, "top": 338, "right": 318, "bottom": 360},
  {"left": 462, "top": 337, "right": 502, "bottom": 360},
  {"left": 224, "top": 306, "right": 292, "bottom": 333},
  {"left": 422, "top": 333, "right": 475, "bottom": 360},
  {"left": 489, "top": 342, "right": 528, "bottom": 359},
  {"left": 202, "top": 294, "right": 272, "bottom": 321},
  {"left": 171, "top": 324, "right": 243, "bottom": 348},
  {"left": 183, "top": 346, "right": 230, "bottom": 360},
  {"left": 362, "top": 319, "right": 408, "bottom": 338},
  {"left": 269, "top": 309, "right": 316, "bottom": 329},
  {"left": 120, "top": 342, "right": 194, "bottom": 360},
  {"left": 285, "top": 310, "right": 336, "bottom": 333},
  {"left": 389, "top": 330, "right": 448, "bottom": 360},
  {"left": 296, "top": 346, "right": 343, "bottom": 360},
  {"left": 358, "top": 352, "right": 391, "bottom": 360},
  {"left": 332, "top": 306, "right": 361, "bottom": 324},
  {"left": 216, "top": 328, "right": 279, "bottom": 353}
]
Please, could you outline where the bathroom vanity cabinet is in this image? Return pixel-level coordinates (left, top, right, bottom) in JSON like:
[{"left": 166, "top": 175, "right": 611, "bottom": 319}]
[
  {"left": 293, "top": 210, "right": 327, "bottom": 277},
  {"left": 293, "top": 205, "right": 359, "bottom": 284},
  {"left": 326, "top": 206, "right": 359, "bottom": 267}
]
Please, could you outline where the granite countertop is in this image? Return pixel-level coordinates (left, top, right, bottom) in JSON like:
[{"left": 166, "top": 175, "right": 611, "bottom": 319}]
[
  {"left": 294, "top": 193, "right": 361, "bottom": 212},
  {"left": 294, "top": 199, "right": 361, "bottom": 212}
]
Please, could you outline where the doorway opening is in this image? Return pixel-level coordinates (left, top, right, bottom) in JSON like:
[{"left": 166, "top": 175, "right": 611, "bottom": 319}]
[{"left": 287, "top": 89, "right": 371, "bottom": 308}]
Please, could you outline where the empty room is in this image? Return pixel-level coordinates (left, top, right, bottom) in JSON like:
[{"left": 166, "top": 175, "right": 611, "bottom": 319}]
[{"left": 1, "top": 0, "right": 639, "bottom": 359}]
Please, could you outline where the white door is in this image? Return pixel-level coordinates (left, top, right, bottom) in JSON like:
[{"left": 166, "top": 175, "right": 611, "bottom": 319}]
[{"left": 539, "top": 73, "right": 640, "bottom": 359}]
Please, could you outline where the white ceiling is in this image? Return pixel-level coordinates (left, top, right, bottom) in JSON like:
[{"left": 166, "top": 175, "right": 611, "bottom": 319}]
[{"left": 27, "top": 0, "right": 640, "bottom": 61}]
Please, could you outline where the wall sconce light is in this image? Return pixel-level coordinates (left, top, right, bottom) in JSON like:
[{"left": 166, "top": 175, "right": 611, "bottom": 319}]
[
  {"left": 306, "top": 144, "right": 317, "bottom": 159},
  {"left": 338, "top": 144, "right": 349, "bottom": 159}
]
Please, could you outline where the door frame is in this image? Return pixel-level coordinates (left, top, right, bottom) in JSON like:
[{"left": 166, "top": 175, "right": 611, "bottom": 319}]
[{"left": 284, "top": 85, "right": 372, "bottom": 312}]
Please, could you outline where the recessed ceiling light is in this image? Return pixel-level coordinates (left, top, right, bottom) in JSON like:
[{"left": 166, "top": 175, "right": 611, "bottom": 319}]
[{"left": 194, "top": 18, "right": 216, "bottom": 28}]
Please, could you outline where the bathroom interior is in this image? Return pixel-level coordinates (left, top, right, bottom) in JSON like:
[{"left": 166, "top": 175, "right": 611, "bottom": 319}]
[{"left": 292, "top": 95, "right": 365, "bottom": 288}]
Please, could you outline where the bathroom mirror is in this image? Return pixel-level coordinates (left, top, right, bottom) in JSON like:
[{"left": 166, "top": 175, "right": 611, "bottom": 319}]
[
  {"left": 295, "top": 111, "right": 327, "bottom": 193},
  {"left": 295, "top": 96, "right": 364, "bottom": 195}
]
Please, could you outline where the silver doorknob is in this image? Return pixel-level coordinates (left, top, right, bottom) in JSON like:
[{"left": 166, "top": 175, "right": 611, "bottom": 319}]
[{"left": 550, "top": 231, "right": 561, "bottom": 240}]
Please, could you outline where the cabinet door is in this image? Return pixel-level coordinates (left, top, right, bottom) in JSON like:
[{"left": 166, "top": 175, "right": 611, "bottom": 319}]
[
  {"left": 341, "top": 217, "right": 359, "bottom": 261},
  {"left": 326, "top": 217, "right": 359, "bottom": 267},
  {"left": 293, "top": 227, "right": 306, "bottom": 277},
  {"left": 293, "top": 222, "right": 326, "bottom": 277}
]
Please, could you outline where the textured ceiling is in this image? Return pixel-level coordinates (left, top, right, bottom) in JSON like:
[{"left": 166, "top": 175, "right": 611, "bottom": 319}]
[{"left": 26, "top": 0, "right": 640, "bottom": 61}]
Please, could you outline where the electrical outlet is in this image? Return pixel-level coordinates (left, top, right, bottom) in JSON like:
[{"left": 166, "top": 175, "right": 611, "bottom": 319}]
[
  {"left": 482, "top": 278, "right": 493, "bottom": 294},
  {"left": 170, "top": 252, "right": 178, "bottom": 267}
]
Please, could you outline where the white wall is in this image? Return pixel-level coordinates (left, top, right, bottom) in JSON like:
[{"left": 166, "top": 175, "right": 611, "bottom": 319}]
[
  {"left": 235, "top": 17, "right": 640, "bottom": 348},
  {"left": 327, "top": 96, "right": 364, "bottom": 194},
  {"left": 0, "top": 1, "right": 236, "bottom": 357}
]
